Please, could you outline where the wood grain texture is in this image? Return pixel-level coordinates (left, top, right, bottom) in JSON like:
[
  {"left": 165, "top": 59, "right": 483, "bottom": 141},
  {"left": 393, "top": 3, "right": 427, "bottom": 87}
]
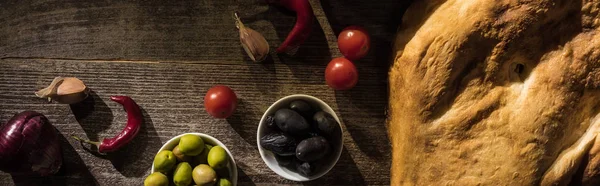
[{"left": 0, "top": 0, "right": 413, "bottom": 185}]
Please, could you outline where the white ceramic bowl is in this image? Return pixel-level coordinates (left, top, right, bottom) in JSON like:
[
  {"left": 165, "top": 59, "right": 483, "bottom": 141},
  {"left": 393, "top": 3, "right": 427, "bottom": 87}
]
[
  {"left": 151, "top": 133, "right": 238, "bottom": 186},
  {"left": 257, "top": 94, "right": 343, "bottom": 182}
]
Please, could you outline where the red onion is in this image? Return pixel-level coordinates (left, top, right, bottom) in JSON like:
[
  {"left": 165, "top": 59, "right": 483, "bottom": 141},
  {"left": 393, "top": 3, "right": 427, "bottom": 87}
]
[{"left": 0, "top": 111, "right": 62, "bottom": 176}]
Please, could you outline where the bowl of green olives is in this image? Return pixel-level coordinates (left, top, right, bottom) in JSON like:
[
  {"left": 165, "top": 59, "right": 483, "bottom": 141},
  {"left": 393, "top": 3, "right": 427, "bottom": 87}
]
[
  {"left": 148, "top": 133, "right": 237, "bottom": 186},
  {"left": 257, "top": 94, "right": 344, "bottom": 181}
]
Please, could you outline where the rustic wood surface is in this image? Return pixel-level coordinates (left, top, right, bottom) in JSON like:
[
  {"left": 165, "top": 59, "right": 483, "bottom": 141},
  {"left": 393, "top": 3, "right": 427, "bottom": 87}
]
[{"left": 0, "top": 0, "right": 412, "bottom": 185}]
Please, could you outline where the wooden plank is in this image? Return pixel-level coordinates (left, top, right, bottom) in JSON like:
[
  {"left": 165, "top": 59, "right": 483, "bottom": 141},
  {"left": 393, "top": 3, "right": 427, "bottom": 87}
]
[
  {"left": 0, "top": 58, "right": 390, "bottom": 185},
  {"left": 0, "top": 0, "right": 415, "bottom": 184},
  {"left": 0, "top": 0, "right": 411, "bottom": 66}
]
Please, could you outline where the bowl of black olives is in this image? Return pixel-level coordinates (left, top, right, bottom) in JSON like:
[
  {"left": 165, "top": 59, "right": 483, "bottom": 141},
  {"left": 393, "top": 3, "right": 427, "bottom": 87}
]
[{"left": 257, "top": 94, "right": 343, "bottom": 181}]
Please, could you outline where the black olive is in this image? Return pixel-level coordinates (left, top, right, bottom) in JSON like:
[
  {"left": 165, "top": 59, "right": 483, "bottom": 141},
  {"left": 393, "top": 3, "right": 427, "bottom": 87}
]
[
  {"left": 260, "top": 132, "right": 297, "bottom": 156},
  {"left": 274, "top": 108, "right": 310, "bottom": 135},
  {"left": 313, "top": 111, "right": 339, "bottom": 136},
  {"left": 293, "top": 132, "right": 320, "bottom": 145},
  {"left": 296, "top": 136, "right": 331, "bottom": 162},
  {"left": 296, "top": 161, "right": 315, "bottom": 176},
  {"left": 265, "top": 115, "right": 277, "bottom": 129},
  {"left": 275, "top": 154, "right": 295, "bottom": 167},
  {"left": 289, "top": 100, "right": 313, "bottom": 118}
]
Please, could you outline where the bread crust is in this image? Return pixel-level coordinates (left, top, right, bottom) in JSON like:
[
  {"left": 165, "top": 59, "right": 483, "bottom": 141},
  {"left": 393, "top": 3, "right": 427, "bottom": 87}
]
[{"left": 389, "top": 0, "right": 600, "bottom": 185}]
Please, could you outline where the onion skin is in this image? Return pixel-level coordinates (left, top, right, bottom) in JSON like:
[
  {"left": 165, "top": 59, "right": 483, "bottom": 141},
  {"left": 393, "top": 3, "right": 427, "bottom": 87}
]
[{"left": 0, "top": 111, "right": 62, "bottom": 176}]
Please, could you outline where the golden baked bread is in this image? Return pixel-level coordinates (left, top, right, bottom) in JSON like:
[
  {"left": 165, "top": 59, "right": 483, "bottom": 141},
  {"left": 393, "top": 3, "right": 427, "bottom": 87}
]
[{"left": 388, "top": 0, "right": 600, "bottom": 185}]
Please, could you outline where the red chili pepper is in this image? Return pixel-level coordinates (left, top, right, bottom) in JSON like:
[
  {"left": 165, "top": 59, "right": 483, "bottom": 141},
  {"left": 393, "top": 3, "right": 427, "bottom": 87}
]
[
  {"left": 73, "top": 96, "right": 142, "bottom": 153},
  {"left": 268, "top": 0, "right": 314, "bottom": 54}
]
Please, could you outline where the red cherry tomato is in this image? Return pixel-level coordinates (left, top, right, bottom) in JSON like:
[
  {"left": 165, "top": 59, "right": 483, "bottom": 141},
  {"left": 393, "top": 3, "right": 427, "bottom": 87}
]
[
  {"left": 325, "top": 57, "right": 358, "bottom": 90},
  {"left": 337, "top": 26, "right": 371, "bottom": 60},
  {"left": 204, "top": 85, "right": 237, "bottom": 118}
]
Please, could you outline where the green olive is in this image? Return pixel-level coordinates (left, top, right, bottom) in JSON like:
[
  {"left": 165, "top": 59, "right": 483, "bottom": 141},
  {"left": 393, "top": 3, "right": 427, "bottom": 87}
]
[
  {"left": 193, "top": 144, "right": 214, "bottom": 165},
  {"left": 173, "top": 162, "right": 193, "bottom": 186},
  {"left": 217, "top": 178, "right": 232, "bottom": 186},
  {"left": 192, "top": 164, "right": 217, "bottom": 186},
  {"left": 144, "top": 172, "right": 169, "bottom": 186},
  {"left": 173, "top": 145, "right": 191, "bottom": 162},
  {"left": 153, "top": 150, "right": 177, "bottom": 173},
  {"left": 208, "top": 146, "right": 229, "bottom": 169},
  {"left": 179, "top": 134, "right": 205, "bottom": 156}
]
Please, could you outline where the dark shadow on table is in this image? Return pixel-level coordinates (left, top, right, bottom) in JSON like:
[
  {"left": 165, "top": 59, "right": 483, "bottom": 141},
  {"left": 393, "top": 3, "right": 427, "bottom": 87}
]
[
  {"left": 321, "top": 0, "right": 414, "bottom": 162},
  {"left": 319, "top": 0, "right": 415, "bottom": 67},
  {"left": 11, "top": 131, "right": 98, "bottom": 186},
  {"left": 236, "top": 167, "right": 257, "bottom": 186},
  {"left": 74, "top": 101, "right": 161, "bottom": 177},
  {"left": 227, "top": 98, "right": 260, "bottom": 146},
  {"left": 335, "top": 81, "right": 390, "bottom": 160},
  {"left": 275, "top": 18, "right": 332, "bottom": 83},
  {"left": 319, "top": 0, "right": 414, "bottom": 35},
  {"left": 70, "top": 90, "right": 113, "bottom": 147},
  {"left": 235, "top": 2, "right": 332, "bottom": 85},
  {"left": 244, "top": 4, "right": 332, "bottom": 83},
  {"left": 302, "top": 147, "right": 365, "bottom": 185},
  {"left": 240, "top": 2, "right": 333, "bottom": 65},
  {"left": 246, "top": 54, "right": 280, "bottom": 99},
  {"left": 106, "top": 107, "right": 161, "bottom": 177}
]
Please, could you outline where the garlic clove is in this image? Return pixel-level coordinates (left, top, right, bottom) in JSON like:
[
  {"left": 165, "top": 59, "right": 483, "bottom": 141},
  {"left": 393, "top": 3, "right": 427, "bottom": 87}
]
[
  {"left": 235, "top": 12, "right": 270, "bottom": 62},
  {"left": 56, "top": 77, "right": 87, "bottom": 95},
  {"left": 35, "top": 77, "right": 89, "bottom": 104},
  {"left": 240, "top": 27, "right": 270, "bottom": 62}
]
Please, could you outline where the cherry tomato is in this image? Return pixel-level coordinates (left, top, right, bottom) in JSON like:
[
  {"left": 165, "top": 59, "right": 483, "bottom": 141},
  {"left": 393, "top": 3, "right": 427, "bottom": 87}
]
[
  {"left": 325, "top": 57, "right": 358, "bottom": 90},
  {"left": 337, "top": 26, "right": 371, "bottom": 60},
  {"left": 204, "top": 85, "right": 237, "bottom": 118}
]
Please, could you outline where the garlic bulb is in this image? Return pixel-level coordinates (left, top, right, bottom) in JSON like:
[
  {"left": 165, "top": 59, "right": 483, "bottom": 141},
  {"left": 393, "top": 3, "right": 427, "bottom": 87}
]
[
  {"left": 35, "top": 77, "right": 89, "bottom": 104},
  {"left": 235, "top": 12, "right": 270, "bottom": 62}
]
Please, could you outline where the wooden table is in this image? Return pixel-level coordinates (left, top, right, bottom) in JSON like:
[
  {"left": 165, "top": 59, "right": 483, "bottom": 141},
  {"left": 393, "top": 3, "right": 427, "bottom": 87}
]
[{"left": 0, "top": 0, "right": 412, "bottom": 185}]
